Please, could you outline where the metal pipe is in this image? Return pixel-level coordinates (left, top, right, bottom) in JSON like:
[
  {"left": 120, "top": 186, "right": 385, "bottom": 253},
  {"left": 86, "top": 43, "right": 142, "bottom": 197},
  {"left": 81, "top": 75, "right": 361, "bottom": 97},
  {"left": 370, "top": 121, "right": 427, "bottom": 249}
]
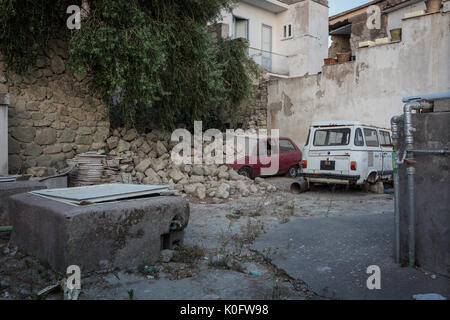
[
  {"left": 408, "top": 149, "right": 450, "bottom": 155},
  {"left": 391, "top": 115, "right": 403, "bottom": 263},
  {"left": 402, "top": 91, "right": 450, "bottom": 103},
  {"left": 402, "top": 100, "right": 433, "bottom": 267}
]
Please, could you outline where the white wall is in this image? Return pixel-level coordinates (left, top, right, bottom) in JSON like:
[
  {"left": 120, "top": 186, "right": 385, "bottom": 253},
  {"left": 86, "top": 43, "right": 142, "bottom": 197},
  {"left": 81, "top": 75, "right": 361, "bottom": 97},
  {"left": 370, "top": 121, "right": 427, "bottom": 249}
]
[
  {"left": 267, "top": 12, "right": 450, "bottom": 146},
  {"left": 387, "top": 1, "right": 427, "bottom": 34}
]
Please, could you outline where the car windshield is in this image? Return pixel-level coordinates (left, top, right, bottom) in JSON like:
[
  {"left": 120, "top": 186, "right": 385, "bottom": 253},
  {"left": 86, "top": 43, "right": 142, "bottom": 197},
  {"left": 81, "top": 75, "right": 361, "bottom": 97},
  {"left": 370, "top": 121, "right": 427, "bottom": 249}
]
[{"left": 313, "top": 128, "right": 351, "bottom": 146}]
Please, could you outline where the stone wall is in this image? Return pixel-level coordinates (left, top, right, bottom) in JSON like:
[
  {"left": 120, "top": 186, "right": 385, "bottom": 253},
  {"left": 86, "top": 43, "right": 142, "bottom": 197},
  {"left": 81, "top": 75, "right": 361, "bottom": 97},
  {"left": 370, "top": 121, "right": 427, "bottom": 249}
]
[
  {"left": 233, "top": 79, "right": 269, "bottom": 130},
  {"left": 0, "top": 39, "right": 110, "bottom": 174}
]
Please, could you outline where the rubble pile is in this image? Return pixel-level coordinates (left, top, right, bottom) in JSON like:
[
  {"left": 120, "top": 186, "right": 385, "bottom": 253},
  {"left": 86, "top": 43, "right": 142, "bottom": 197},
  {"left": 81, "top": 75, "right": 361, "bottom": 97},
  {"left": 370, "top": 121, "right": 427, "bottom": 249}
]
[{"left": 105, "top": 128, "right": 277, "bottom": 201}]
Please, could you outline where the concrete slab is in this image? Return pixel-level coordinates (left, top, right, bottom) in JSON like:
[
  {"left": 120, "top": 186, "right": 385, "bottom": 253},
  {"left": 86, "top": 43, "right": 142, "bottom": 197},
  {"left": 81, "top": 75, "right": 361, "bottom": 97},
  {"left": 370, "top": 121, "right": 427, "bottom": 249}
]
[
  {"left": 8, "top": 193, "right": 189, "bottom": 273},
  {"left": 252, "top": 212, "right": 450, "bottom": 300},
  {"left": 0, "top": 181, "right": 47, "bottom": 221}
]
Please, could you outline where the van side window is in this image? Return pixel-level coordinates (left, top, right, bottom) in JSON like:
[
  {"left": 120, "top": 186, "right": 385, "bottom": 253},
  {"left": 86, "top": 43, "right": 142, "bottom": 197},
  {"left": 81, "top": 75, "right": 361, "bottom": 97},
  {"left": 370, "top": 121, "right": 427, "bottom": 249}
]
[
  {"left": 363, "top": 128, "right": 379, "bottom": 147},
  {"left": 354, "top": 128, "right": 364, "bottom": 146},
  {"left": 380, "top": 131, "right": 392, "bottom": 145},
  {"left": 280, "top": 139, "right": 297, "bottom": 153}
]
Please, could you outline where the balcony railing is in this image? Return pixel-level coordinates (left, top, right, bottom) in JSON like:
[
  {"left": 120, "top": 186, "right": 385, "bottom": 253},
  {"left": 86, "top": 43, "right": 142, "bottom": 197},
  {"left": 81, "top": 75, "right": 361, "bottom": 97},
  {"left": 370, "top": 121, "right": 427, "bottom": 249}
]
[{"left": 248, "top": 47, "right": 289, "bottom": 76}]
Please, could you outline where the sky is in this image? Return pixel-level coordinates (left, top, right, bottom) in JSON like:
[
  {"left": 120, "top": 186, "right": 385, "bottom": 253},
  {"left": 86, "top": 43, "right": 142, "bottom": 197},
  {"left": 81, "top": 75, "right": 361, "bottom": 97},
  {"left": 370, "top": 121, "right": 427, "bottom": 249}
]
[{"left": 328, "top": 0, "right": 371, "bottom": 17}]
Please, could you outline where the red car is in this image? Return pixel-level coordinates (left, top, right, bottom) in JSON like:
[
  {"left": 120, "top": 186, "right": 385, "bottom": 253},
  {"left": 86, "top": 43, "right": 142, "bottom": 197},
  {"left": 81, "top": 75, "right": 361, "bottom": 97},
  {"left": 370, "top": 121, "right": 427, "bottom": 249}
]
[{"left": 230, "top": 137, "right": 302, "bottom": 179}]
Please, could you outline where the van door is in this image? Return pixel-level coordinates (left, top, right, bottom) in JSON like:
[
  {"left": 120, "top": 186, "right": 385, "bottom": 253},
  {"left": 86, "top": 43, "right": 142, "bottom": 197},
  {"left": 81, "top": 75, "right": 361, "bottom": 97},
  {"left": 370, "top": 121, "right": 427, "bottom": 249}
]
[
  {"left": 308, "top": 127, "right": 351, "bottom": 175},
  {"left": 379, "top": 130, "right": 393, "bottom": 178},
  {"left": 363, "top": 128, "right": 382, "bottom": 182}
]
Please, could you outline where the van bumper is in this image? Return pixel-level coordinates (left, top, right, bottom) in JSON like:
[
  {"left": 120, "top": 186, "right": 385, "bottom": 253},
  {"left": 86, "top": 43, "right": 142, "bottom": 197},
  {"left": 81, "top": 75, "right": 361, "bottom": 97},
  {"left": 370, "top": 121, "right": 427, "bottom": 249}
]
[{"left": 300, "top": 173, "right": 361, "bottom": 184}]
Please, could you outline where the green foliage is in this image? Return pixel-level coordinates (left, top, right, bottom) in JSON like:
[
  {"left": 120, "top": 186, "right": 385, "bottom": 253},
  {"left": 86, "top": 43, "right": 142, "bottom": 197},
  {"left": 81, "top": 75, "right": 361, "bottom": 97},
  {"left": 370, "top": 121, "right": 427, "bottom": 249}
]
[
  {"left": 0, "top": 0, "right": 78, "bottom": 73},
  {"left": 0, "top": 0, "right": 259, "bottom": 131}
]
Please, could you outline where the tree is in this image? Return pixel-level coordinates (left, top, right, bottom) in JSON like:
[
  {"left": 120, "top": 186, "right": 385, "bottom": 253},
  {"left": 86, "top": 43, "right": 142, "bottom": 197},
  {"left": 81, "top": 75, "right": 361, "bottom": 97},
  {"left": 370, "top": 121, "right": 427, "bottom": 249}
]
[{"left": 0, "top": 0, "right": 258, "bottom": 131}]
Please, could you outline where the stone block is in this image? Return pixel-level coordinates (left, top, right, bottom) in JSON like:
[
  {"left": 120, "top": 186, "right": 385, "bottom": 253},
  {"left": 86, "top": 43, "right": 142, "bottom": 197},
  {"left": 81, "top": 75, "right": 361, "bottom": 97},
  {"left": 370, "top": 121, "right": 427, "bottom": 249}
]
[
  {"left": 9, "top": 194, "right": 190, "bottom": 273},
  {"left": 0, "top": 181, "right": 47, "bottom": 221}
]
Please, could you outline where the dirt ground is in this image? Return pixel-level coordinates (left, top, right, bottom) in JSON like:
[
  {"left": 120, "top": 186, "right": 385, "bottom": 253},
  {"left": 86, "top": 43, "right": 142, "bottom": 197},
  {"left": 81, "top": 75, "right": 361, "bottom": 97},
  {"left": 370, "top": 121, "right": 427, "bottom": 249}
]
[{"left": 0, "top": 177, "right": 394, "bottom": 300}]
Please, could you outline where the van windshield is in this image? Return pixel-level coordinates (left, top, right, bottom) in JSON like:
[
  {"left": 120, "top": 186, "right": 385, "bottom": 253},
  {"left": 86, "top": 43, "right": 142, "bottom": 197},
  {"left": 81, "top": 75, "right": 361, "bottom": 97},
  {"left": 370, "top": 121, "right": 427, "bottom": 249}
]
[{"left": 313, "top": 128, "right": 351, "bottom": 146}]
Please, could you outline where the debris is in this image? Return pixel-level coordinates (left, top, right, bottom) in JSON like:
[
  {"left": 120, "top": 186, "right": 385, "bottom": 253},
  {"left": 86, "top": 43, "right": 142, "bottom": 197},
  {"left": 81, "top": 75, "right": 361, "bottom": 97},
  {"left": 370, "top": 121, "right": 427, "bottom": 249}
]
[
  {"left": 160, "top": 249, "right": 175, "bottom": 263},
  {"left": 412, "top": 293, "right": 446, "bottom": 300},
  {"left": 249, "top": 271, "right": 261, "bottom": 276},
  {"left": 37, "top": 283, "right": 61, "bottom": 298},
  {"left": 62, "top": 278, "right": 81, "bottom": 300}
]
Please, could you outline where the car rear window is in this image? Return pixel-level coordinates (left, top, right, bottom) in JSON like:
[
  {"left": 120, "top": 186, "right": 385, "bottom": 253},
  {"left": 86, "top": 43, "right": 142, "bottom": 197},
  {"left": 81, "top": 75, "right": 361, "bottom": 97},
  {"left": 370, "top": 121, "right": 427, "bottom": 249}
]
[
  {"left": 279, "top": 139, "right": 297, "bottom": 153},
  {"left": 363, "top": 128, "right": 379, "bottom": 147},
  {"left": 313, "top": 128, "right": 351, "bottom": 146}
]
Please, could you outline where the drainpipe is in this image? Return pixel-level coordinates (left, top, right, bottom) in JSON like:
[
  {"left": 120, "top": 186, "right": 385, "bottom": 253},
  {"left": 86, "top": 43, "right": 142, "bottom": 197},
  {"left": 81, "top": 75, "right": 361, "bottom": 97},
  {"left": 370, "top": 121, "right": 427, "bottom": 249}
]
[
  {"left": 0, "top": 93, "right": 10, "bottom": 176},
  {"left": 402, "top": 100, "right": 433, "bottom": 267},
  {"left": 390, "top": 115, "right": 403, "bottom": 264}
]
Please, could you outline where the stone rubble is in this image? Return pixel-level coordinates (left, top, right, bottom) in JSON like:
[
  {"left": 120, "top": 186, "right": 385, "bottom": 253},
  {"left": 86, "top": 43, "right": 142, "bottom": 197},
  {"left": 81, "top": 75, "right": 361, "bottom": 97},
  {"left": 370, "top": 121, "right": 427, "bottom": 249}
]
[{"left": 101, "top": 128, "right": 278, "bottom": 200}]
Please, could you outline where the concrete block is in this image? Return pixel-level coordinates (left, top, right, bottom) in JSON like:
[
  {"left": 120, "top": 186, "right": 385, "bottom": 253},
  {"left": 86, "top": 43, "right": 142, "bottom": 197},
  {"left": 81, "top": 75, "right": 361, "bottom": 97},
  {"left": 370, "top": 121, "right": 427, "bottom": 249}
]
[
  {"left": 369, "top": 181, "right": 384, "bottom": 194},
  {"left": 434, "top": 98, "right": 450, "bottom": 113},
  {"left": 375, "top": 37, "right": 390, "bottom": 45},
  {"left": 0, "top": 181, "right": 47, "bottom": 222},
  {"left": 8, "top": 193, "right": 190, "bottom": 273},
  {"left": 403, "top": 10, "right": 426, "bottom": 19}
]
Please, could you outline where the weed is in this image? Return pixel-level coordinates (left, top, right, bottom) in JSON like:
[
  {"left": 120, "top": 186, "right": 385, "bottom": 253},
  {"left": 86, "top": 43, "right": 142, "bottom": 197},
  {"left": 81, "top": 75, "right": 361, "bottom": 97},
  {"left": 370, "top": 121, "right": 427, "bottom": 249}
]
[{"left": 171, "top": 245, "right": 205, "bottom": 264}]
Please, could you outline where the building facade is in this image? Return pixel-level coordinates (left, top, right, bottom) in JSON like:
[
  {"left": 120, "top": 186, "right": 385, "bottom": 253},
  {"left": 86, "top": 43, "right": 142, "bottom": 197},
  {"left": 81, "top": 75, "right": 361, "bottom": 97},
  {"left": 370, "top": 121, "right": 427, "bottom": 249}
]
[{"left": 217, "top": 0, "right": 329, "bottom": 77}]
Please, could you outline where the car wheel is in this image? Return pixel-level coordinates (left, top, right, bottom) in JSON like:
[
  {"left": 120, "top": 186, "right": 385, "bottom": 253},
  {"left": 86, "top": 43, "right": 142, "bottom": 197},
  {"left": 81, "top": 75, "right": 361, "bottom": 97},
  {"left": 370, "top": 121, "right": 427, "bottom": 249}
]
[
  {"left": 238, "top": 167, "right": 254, "bottom": 179},
  {"left": 286, "top": 165, "right": 299, "bottom": 178}
]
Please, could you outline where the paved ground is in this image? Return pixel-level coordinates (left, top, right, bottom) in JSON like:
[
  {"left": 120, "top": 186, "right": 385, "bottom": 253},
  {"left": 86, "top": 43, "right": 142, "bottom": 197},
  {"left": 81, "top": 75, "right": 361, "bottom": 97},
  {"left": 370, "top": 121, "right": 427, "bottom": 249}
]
[
  {"left": 252, "top": 212, "right": 450, "bottom": 300},
  {"left": 2, "top": 177, "right": 446, "bottom": 300}
]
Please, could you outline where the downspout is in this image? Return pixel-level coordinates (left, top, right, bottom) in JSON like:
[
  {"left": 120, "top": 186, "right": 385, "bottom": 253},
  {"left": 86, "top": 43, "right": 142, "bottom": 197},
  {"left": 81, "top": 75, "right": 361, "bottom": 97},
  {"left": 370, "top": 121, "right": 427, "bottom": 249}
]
[
  {"left": 390, "top": 115, "right": 403, "bottom": 264},
  {"left": 402, "top": 100, "right": 433, "bottom": 267}
]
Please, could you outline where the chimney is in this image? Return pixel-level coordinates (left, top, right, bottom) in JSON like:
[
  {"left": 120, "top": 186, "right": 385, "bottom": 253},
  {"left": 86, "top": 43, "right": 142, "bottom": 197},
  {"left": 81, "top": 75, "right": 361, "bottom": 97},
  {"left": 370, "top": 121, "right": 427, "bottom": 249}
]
[{"left": 0, "top": 93, "right": 9, "bottom": 176}]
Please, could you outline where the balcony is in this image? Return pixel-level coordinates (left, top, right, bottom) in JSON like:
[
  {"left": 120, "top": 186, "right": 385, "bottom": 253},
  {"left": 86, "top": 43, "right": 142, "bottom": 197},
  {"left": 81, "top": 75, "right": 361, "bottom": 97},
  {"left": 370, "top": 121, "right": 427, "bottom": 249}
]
[{"left": 248, "top": 47, "right": 289, "bottom": 76}]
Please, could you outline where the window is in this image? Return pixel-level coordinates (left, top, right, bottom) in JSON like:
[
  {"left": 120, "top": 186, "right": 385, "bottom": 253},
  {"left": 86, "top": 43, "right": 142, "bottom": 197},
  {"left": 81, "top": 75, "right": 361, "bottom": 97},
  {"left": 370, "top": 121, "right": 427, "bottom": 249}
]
[
  {"left": 283, "top": 24, "right": 293, "bottom": 39},
  {"left": 279, "top": 139, "right": 297, "bottom": 153},
  {"left": 258, "top": 139, "right": 278, "bottom": 156},
  {"left": 354, "top": 128, "right": 364, "bottom": 146},
  {"left": 363, "top": 128, "right": 379, "bottom": 147},
  {"left": 379, "top": 131, "right": 392, "bottom": 145},
  {"left": 313, "top": 128, "right": 351, "bottom": 146},
  {"left": 305, "top": 129, "right": 311, "bottom": 146},
  {"left": 234, "top": 16, "right": 249, "bottom": 40}
]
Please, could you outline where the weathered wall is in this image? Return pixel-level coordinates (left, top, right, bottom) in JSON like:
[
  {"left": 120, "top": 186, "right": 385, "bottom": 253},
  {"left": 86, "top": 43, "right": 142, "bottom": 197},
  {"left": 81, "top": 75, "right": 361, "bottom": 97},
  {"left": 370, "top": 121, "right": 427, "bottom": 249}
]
[
  {"left": 0, "top": 39, "right": 110, "bottom": 174},
  {"left": 267, "top": 12, "right": 450, "bottom": 147}
]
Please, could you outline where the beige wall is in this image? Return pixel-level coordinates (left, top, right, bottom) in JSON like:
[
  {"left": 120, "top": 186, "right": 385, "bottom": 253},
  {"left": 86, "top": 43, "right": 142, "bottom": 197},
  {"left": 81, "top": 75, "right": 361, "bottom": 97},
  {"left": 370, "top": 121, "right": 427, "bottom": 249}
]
[
  {"left": 267, "top": 12, "right": 450, "bottom": 147},
  {"left": 0, "top": 40, "right": 110, "bottom": 174}
]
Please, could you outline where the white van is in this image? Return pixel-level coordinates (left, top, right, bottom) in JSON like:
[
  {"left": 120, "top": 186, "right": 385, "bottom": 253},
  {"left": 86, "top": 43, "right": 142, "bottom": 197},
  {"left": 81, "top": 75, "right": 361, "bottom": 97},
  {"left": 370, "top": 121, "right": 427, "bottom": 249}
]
[{"left": 300, "top": 121, "right": 393, "bottom": 190}]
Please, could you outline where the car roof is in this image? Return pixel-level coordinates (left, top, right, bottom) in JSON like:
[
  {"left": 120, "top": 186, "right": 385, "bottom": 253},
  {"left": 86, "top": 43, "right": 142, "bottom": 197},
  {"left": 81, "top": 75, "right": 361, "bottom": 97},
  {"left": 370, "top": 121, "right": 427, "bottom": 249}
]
[{"left": 311, "top": 120, "right": 390, "bottom": 130}]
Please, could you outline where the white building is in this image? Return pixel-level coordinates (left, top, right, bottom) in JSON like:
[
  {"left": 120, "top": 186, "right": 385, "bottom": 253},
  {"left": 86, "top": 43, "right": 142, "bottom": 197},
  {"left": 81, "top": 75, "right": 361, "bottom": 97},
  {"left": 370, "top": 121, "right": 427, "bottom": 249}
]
[{"left": 217, "top": 0, "right": 329, "bottom": 77}]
